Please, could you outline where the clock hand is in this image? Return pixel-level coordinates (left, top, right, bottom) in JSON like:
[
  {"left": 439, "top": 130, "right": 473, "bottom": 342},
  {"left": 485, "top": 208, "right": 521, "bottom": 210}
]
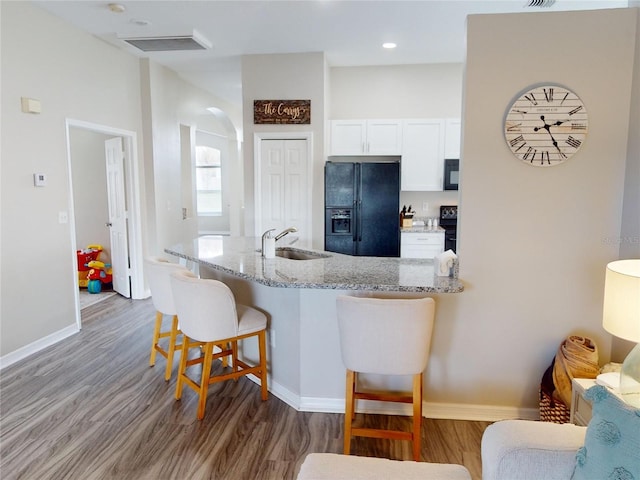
[{"left": 534, "top": 116, "right": 561, "bottom": 163}]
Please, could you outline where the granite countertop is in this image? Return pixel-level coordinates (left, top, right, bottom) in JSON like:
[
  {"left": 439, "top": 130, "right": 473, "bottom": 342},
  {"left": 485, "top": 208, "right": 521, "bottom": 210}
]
[{"left": 165, "top": 235, "right": 463, "bottom": 293}]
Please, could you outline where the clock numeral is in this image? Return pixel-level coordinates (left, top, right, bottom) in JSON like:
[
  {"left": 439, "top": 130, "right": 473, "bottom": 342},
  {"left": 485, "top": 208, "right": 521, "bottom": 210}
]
[
  {"left": 511, "top": 108, "right": 528, "bottom": 115},
  {"left": 568, "top": 105, "right": 583, "bottom": 116},
  {"left": 560, "top": 92, "right": 569, "bottom": 105},
  {"left": 506, "top": 122, "right": 522, "bottom": 132},
  {"left": 544, "top": 88, "right": 554, "bottom": 102},
  {"left": 524, "top": 93, "right": 538, "bottom": 106},
  {"left": 571, "top": 122, "right": 587, "bottom": 130},
  {"left": 523, "top": 146, "right": 537, "bottom": 162},
  {"left": 541, "top": 151, "right": 550, "bottom": 165},
  {"left": 509, "top": 135, "right": 525, "bottom": 148},
  {"left": 566, "top": 136, "right": 582, "bottom": 149}
]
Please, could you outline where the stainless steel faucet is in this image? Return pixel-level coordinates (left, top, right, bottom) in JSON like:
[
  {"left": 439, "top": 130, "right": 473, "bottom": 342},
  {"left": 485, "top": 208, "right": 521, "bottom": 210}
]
[
  {"left": 275, "top": 227, "right": 298, "bottom": 241},
  {"left": 261, "top": 229, "right": 276, "bottom": 257}
]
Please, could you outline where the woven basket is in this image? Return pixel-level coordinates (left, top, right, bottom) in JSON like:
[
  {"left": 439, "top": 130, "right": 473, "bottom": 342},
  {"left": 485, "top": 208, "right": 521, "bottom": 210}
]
[{"left": 539, "top": 387, "right": 570, "bottom": 424}]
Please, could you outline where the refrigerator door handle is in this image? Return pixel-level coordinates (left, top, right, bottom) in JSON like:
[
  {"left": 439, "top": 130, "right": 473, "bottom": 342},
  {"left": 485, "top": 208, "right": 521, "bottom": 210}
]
[
  {"left": 357, "top": 199, "right": 363, "bottom": 242},
  {"left": 352, "top": 200, "right": 358, "bottom": 242}
]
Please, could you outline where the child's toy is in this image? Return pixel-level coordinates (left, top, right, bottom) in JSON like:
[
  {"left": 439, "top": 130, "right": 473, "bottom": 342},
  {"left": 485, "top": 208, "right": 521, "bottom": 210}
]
[
  {"left": 76, "top": 245, "right": 103, "bottom": 288},
  {"left": 86, "top": 260, "right": 113, "bottom": 294}
]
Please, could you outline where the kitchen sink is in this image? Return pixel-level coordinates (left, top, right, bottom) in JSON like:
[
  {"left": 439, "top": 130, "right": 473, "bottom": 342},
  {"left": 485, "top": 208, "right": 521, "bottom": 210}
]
[{"left": 275, "top": 248, "right": 331, "bottom": 260}]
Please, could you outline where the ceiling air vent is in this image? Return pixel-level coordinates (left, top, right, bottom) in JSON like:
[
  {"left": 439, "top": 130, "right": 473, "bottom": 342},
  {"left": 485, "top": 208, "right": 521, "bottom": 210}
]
[{"left": 119, "top": 30, "right": 211, "bottom": 52}]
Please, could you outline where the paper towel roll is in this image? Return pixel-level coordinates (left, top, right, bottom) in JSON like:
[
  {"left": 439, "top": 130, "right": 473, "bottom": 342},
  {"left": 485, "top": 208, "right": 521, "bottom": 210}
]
[{"left": 435, "top": 249, "right": 457, "bottom": 277}]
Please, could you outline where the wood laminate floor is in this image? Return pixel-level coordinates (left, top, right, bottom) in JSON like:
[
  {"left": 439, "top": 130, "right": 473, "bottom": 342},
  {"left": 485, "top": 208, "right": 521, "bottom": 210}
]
[{"left": 0, "top": 295, "right": 490, "bottom": 480}]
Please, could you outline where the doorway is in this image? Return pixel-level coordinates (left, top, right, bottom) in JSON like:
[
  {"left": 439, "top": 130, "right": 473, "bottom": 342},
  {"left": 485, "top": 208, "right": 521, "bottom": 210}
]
[
  {"left": 66, "top": 119, "right": 145, "bottom": 329},
  {"left": 254, "top": 132, "right": 313, "bottom": 244}
]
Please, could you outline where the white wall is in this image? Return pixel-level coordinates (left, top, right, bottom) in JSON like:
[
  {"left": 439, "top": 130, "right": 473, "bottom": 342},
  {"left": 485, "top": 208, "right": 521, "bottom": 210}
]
[
  {"left": 450, "top": 8, "right": 638, "bottom": 408},
  {"left": 0, "top": 3, "right": 143, "bottom": 357},
  {"left": 241, "top": 52, "right": 327, "bottom": 248},
  {"left": 0, "top": 2, "right": 242, "bottom": 361},
  {"left": 140, "top": 61, "right": 241, "bottom": 255},
  {"left": 330, "top": 63, "right": 463, "bottom": 119}
]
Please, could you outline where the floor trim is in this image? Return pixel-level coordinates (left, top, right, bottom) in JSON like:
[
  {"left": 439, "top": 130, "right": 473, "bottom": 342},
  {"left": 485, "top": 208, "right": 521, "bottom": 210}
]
[
  {"left": 0, "top": 324, "right": 79, "bottom": 370},
  {"left": 248, "top": 375, "right": 540, "bottom": 422}
]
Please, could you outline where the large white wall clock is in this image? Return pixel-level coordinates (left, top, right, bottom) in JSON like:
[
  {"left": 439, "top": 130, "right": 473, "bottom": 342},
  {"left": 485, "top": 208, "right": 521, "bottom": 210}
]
[{"left": 504, "top": 84, "right": 588, "bottom": 167}]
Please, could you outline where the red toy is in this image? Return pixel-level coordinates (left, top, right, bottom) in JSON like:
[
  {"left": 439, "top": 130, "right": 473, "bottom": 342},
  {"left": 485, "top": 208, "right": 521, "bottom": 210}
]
[{"left": 86, "top": 260, "right": 113, "bottom": 293}]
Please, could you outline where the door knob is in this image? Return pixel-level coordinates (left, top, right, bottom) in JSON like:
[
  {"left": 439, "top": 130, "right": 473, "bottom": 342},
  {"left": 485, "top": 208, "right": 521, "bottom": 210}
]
[{"left": 106, "top": 222, "right": 112, "bottom": 227}]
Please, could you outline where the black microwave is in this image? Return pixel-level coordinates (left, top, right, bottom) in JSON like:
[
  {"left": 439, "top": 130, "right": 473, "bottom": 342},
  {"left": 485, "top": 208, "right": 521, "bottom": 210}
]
[{"left": 444, "top": 159, "right": 459, "bottom": 190}]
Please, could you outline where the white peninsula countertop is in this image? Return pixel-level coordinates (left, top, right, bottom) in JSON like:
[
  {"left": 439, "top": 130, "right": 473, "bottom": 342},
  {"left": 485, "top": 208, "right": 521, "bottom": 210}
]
[{"left": 165, "top": 235, "right": 463, "bottom": 293}]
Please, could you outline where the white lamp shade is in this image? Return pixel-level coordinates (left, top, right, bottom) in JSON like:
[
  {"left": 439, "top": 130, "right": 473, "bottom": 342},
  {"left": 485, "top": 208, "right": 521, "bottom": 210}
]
[{"left": 602, "top": 259, "right": 640, "bottom": 343}]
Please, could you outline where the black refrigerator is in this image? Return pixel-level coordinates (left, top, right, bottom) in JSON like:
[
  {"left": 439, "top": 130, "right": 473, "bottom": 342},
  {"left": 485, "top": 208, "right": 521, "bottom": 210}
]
[{"left": 325, "top": 161, "right": 400, "bottom": 257}]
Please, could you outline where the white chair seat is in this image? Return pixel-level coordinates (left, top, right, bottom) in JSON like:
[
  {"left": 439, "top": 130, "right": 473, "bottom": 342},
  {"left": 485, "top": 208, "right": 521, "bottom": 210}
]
[
  {"left": 237, "top": 304, "right": 268, "bottom": 336},
  {"left": 297, "top": 453, "right": 471, "bottom": 480}
]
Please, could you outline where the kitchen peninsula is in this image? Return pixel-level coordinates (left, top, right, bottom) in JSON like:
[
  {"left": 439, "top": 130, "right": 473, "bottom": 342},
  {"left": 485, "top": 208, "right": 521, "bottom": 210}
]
[{"left": 165, "top": 235, "right": 463, "bottom": 413}]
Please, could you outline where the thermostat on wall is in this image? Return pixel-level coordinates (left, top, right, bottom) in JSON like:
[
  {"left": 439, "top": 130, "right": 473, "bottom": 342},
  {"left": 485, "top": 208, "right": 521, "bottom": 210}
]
[{"left": 33, "top": 173, "right": 47, "bottom": 187}]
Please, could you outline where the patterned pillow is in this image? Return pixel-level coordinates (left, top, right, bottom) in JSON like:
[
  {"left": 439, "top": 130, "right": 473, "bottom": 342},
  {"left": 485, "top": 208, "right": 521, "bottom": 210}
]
[{"left": 571, "top": 385, "right": 640, "bottom": 480}]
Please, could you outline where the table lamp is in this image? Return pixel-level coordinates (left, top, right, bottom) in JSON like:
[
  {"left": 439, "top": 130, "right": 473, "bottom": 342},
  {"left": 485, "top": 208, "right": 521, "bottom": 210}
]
[{"left": 602, "top": 259, "right": 640, "bottom": 407}]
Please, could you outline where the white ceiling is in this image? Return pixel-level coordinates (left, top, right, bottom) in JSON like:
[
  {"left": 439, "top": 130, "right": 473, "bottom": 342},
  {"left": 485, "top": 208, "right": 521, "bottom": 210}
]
[{"left": 33, "top": 0, "right": 628, "bottom": 107}]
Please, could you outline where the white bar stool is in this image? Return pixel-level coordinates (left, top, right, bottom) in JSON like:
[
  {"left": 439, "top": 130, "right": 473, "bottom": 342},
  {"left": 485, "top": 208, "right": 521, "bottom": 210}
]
[
  {"left": 144, "top": 256, "right": 189, "bottom": 381},
  {"left": 170, "top": 270, "right": 269, "bottom": 420},
  {"left": 336, "top": 295, "right": 436, "bottom": 461}
]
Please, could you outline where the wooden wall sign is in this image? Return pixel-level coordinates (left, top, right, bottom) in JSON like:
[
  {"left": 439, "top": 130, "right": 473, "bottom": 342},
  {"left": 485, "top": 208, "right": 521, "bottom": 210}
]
[{"left": 254, "top": 100, "right": 311, "bottom": 124}]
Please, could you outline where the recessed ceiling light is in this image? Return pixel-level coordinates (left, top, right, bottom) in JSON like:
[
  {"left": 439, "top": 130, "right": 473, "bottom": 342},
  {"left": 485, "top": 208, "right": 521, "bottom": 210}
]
[
  {"left": 108, "top": 3, "right": 126, "bottom": 14},
  {"left": 382, "top": 42, "right": 397, "bottom": 49}
]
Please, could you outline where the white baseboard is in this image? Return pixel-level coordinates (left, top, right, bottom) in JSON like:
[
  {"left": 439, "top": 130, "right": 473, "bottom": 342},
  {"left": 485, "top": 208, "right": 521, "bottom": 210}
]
[
  {"left": 299, "top": 396, "right": 538, "bottom": 421},
  {"left": 250, "top": 375, "right": 539, "bottom": 422},
  {"left": 0, "top": 324, "right": 79, "bottom": 370}
]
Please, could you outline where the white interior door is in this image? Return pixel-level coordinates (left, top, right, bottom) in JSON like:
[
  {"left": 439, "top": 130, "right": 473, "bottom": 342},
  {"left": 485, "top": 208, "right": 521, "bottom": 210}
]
[
  {"left": 104, "top": 137, "right": 130, "bottom": 298},
  {"left": 257, "top": 138, "right": 309, "bottom": 242}
]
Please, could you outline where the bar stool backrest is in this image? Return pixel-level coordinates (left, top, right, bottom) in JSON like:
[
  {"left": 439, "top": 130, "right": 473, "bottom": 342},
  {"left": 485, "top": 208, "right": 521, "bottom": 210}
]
[
  {"left": 170, "top": 270, "right": 239, "bottom": 343},
  {"left": 144, "top": 257, "right": 188, "bottom": 316},
  {"left": 336, "top": 296, "right": 436, "bottom": 376}
]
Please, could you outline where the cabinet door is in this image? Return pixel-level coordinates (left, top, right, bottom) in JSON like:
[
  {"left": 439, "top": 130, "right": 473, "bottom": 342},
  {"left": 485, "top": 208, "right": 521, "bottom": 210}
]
[
  {"left": 444, "top": 118, "right": 462, "bottom": 159},
  {"left": 366, "top": 120, "right": 402, "bottom": 155},
  {"left": 330, "top": 120, "right": 366, "bottom": 155},
  {"left": 400, "top": 232, "right": 445, "bottom": 258},
  {"left": 401, "top": 119, "right": 445, "bottom": 191}
]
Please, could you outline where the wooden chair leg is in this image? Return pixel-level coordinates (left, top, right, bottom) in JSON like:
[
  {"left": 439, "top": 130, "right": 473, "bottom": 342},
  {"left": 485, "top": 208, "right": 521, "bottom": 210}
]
[
  {"left": 232, "top": 340, "right": 239, "bottom": 375},
  {"left": 149, "top": 311, "right": 163, "bottom": 366},
  {"left": 217, "top": 342, "right": 229, "bottom": 368},
  {"left": 164, "top": 315, "right": 180, "bottom": 381},
  {"left": 196, "top": 342, "right": 214, "bottom": 420},
  {"left": 175, "top": 334, "right": 190, "bottom": 400},
  {"left": 258, "top": 330, "right": 268, "bottom": 401},
  {"left": 344, "top": 369, "right": 355, "bottom": 455},
  {"left": 351, "top": 371, "right": 358, "bottom": 421},
  {"left": 412, "top": 372, "right": 423, "bottom": 461}
]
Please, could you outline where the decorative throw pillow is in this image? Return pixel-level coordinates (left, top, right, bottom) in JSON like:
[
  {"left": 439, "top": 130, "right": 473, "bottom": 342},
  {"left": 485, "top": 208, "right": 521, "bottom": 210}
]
[{"left": 571, "top": 385, "right": 640, "bottom": 480}]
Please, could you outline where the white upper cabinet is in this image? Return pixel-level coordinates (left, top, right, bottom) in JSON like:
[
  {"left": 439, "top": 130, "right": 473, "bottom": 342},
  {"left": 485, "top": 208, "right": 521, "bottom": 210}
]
[
  {"left": 330, "top": 119, "right": 402, "bottom": 156},
  {"left": 401, "top": 119, "right": 445, "bottom": 191},
  {"left": 444, "top": 118, "right": 462, "bottom": 159}
]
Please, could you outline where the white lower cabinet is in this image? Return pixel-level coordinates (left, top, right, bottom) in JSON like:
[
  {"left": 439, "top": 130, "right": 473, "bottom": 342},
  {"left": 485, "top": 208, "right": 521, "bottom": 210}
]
[{"left": 400, "top": 231, "right": 445, "bottom": 259}]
